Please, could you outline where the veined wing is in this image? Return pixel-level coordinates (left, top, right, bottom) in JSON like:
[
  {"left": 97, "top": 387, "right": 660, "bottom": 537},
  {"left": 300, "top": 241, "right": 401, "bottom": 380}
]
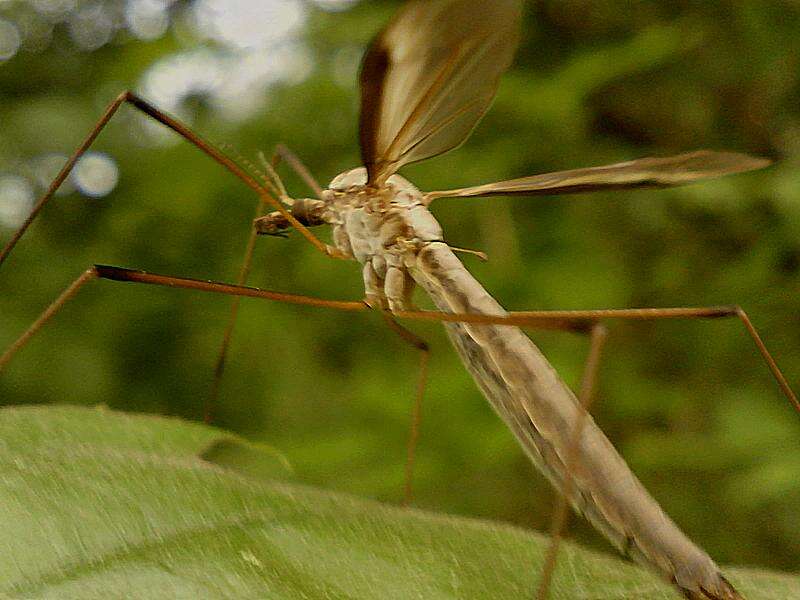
[
  {"left": 424, "top": 150, "right": 771, "bottom": 202},
  {"left": 359, "top": 0, "right": 522, "bottom": 187}
]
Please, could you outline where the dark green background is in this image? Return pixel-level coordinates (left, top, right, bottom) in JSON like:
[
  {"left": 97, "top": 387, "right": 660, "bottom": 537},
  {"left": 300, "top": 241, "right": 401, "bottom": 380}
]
[{"left": 1, "top": 0, "right": 798, "bottom": 573}]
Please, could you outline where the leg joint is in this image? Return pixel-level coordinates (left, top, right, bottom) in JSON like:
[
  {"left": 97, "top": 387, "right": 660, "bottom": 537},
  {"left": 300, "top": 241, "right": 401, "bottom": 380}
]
[
  {"left": 93, "top": 264, "right": 141, "bottom": 282},
  {"left": 115, "top": 90, "right": 134, "bottom": 104}
]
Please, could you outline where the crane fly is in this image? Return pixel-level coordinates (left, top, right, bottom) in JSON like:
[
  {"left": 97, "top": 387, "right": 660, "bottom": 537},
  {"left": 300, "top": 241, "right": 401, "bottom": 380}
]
[{"left": 1, "top": 1, "right": 797, "bottom": 598}]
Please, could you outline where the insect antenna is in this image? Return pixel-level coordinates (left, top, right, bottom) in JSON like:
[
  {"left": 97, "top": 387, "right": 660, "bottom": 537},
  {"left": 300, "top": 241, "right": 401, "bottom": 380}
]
[
  {"left": 217, "top": 142, "right": 284, "bottom": 202},
  {"left": 258, "top": 151, "right": 292, "bottom": 206}
]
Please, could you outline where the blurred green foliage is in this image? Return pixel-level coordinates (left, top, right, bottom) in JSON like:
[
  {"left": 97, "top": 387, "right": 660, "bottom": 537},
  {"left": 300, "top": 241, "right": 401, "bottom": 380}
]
[{"left": 1, "top": 0, "right": 799, "bottom": 574}]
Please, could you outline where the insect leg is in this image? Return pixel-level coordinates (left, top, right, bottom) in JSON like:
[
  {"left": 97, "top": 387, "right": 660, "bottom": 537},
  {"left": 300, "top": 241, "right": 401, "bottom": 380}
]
[
  {"left": 0, "top": 266, "right": 368, "bottom": 373},
  {"left": 514, "top": 307, "right": 799, "bottom": 596},
  {"left": 535, "top": 322, "right": 608, "bottom": 600},
  {"left": 205, "top": 195, "right": 270, "bottom": 424},
  {"left": 207, "top": 145, "right": 296, "bottom": 424},
  {"left": 380, "top": 314, "right": 430, "bottom": 506},
  {"left": 392, "top": 306, "right": 798, "bottom": 414},
  {"left": 206, "top": 144, "right": 332, "bottom": 423},
  {"left": 206, "top": 143, "right": 330, "bottom": 422},
  {"left": 0, "top": 91, "right": 342, "bottom": 268},
  {"left": 0, "top": 268, "right": 99, "bottom": 371}
]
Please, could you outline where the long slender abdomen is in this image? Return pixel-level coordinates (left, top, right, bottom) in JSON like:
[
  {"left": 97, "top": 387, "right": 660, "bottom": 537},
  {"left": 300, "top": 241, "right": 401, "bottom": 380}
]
[{"left": 409, "top": 241, "right": 740, "bottom": 600}]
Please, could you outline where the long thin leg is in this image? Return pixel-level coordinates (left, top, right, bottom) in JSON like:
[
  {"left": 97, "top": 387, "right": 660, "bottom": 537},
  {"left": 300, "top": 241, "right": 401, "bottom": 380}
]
[
  {"left": 0, "top": 91, "right": 342, "bottom": 268},
  {"left": 381, "top": 314, "right": 430, "bottom": 506},
  {"left": 207, "top": 145, "right": 288, "bottom": 424},
  {"left": 536, "top": 323, "right": 608, "bottom": 600},
  {"left": 205, "top": 196, "right": 269, "bottom": 424},
  {"left": 391, "top": 306, "right": 798, "bottom": 414},
  {"left": 0, "top": 266, "right": 368, "bottom": 372},
  {"left": 0, "top": 268, "right": 100, "bottom": 369},
  {"left": 206, "top": 145, "right": 325, "bottom": 423}
]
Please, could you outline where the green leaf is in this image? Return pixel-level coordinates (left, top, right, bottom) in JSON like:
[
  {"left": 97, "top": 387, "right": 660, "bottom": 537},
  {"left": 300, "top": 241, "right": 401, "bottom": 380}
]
[{"left": 1, "top": 405, "right": 797, "bottom": 599}]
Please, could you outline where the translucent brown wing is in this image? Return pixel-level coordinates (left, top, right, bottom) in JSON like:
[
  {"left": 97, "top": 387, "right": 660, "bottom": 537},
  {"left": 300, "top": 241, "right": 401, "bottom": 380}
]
[
  {"left": 423, "top": 151, "right": 771, "bottom": 202},
  {"left": 359, "top": 0, "right": 522, "bottom": 187}
]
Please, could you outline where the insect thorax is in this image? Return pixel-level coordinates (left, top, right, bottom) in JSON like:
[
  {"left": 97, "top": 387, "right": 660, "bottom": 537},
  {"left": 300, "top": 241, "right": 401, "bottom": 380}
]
[{"left": 326, "top": 167, "right": 444, "bottom": 310}]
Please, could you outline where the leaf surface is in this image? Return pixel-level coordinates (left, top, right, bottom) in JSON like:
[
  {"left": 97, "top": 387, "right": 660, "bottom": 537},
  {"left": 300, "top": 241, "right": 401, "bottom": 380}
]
[{"left": 1, "top": 406, "right": 796, "bottom": 599}]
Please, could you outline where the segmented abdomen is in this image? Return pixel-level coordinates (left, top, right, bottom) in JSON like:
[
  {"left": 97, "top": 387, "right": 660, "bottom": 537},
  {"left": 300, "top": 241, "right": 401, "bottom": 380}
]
[{"left": 409, "top": 241, "right": 741, "bottom": 600}]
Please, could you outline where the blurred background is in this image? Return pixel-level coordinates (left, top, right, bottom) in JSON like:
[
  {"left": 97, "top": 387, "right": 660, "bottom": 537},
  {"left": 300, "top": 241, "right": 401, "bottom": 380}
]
[{"left": 1, "top": 0, "right": 799, "bottom": 573}]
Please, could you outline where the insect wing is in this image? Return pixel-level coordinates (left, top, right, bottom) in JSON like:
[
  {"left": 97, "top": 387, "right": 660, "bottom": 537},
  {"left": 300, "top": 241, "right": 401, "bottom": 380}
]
[
  {"left": 424, "top": 150, "right": 771, "bottom": 201},
  {"left": 359, "top": 0, "right": 522, "bottom": 186}
]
